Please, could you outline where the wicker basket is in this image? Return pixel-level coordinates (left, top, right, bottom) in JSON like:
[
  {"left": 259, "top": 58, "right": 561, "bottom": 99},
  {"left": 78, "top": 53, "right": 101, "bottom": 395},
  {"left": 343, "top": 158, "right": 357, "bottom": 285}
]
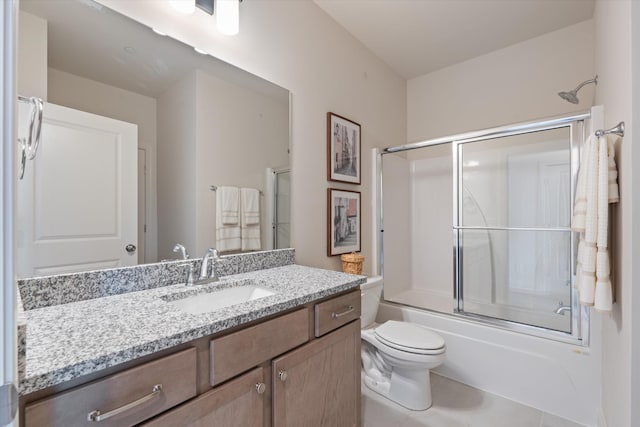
[{"left": 341, "top": 252, "right": 364, "bottom": 275}]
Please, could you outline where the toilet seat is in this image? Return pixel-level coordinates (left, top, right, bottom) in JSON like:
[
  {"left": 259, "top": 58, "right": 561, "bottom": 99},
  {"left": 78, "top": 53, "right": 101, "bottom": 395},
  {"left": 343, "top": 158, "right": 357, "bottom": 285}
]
[{"left": 374, "top": 320, "right": 445, "bottom": 355}]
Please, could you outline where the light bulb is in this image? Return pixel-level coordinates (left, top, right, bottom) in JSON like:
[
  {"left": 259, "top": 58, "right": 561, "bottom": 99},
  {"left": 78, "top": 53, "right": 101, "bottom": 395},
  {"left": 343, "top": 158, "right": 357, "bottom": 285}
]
[
  {"left": 216, "top": 0, "right": 239, "bottom": 36},
  {"left": 170, "top": 0, "right": 195, "bottom": 14}
]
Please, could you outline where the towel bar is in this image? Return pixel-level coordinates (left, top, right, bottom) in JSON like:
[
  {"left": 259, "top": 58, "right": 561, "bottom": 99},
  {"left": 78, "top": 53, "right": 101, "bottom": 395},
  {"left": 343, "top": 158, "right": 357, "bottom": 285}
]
[
  {"left": 210, "top": 185, "right": 263, "bottom": 195},
  {"left": 595, "top": 121, "right": 625, "bottom": 138}
]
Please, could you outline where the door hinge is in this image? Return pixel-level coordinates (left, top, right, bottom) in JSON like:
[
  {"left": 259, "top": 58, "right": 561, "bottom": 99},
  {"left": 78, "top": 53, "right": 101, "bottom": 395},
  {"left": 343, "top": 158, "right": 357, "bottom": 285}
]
[{"left": 0, "top": 382, "right": 18, "bottom": 425}]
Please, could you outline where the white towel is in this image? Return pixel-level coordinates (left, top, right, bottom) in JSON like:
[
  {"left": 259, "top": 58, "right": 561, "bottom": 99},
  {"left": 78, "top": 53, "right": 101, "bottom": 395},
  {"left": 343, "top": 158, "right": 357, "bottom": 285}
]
[
  {"left": 241, "top": 188, "right": 261, "bottom": 251},
  {"left": 572, "top": 134, "right": 619, "bottom": 311},
  {"left": 216, "top": 186, "right": 241, "bottom": 252},
  {"left": 241, "top": 187, "right": 260, "bottom": 225},
  {"left": 217, "top": 186, "right": 239, "bottom": 225}
]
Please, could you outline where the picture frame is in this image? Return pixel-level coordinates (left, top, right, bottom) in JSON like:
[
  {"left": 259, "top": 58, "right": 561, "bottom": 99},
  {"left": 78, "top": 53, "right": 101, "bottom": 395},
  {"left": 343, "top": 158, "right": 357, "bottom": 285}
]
[
  {"left": 327, "top": 112, "right": 361, "bottom": 184},
  {"left": 327, "top": 188, "right": 361, "bottom": 256}
]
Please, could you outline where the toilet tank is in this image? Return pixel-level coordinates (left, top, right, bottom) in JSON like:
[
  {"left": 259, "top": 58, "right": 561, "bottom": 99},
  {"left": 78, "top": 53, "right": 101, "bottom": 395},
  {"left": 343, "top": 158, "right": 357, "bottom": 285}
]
[{"left": 361, "top": 276, "right": 383, "bottom": 327}]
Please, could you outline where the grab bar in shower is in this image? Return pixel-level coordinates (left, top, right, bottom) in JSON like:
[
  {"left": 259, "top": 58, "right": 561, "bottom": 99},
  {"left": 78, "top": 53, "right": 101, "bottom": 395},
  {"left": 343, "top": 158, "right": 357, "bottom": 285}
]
[{"left": 453, "top": 225, "right": 570, "bottom": 232}]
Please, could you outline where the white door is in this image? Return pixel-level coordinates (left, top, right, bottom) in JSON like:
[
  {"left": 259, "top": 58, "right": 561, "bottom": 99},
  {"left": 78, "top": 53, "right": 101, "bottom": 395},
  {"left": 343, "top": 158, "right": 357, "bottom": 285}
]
[
  {"left": 138, "top": 148, "right": 147, "bottom": 264},
  {"left": 16, "top": 102, "right": 138, "bottom": 278}
]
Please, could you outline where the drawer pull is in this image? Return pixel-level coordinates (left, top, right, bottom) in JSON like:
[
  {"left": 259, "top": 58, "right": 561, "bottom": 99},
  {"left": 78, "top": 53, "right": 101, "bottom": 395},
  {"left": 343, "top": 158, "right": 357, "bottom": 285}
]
[
  {"left": 331, "top": 305, "right": 354, "bottom": 319},
  {"left": 256, "top": 382, "right": 266, "bottom": 394},
  {"left": 87, "top": 384, "right": 163, "bottom": 422}
]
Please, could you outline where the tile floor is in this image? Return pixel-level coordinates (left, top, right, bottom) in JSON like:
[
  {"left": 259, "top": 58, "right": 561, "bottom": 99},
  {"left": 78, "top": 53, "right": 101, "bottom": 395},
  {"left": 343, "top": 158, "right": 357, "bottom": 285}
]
[{"left": 361, "top": 373, "right": 585, "bottom": 427}]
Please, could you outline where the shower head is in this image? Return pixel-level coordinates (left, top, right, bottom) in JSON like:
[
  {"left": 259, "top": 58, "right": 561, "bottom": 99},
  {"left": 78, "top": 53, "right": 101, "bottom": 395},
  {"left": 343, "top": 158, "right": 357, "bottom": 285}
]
[
  {"left": 558, "top": 76, "right": 598, "bottom": 104},
  {"left": 558, "top": 90, "right": 579, "bottom": 104}
]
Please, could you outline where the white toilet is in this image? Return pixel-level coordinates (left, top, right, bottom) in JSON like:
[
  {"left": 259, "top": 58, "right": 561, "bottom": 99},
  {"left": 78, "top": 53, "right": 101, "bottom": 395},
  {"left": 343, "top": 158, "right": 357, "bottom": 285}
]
[{"left": 360, "top": 276, "right": 446, "bottom": 410}]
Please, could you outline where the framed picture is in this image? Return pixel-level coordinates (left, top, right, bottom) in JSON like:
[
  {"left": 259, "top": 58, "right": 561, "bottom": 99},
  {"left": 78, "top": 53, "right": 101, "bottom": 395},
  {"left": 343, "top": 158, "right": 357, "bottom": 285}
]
[
  {"left": 327, "top": 112, "right": 361, "bottom": 184},
  {"left": 327, "top": 189, "right": 361, "bottom": 256}
]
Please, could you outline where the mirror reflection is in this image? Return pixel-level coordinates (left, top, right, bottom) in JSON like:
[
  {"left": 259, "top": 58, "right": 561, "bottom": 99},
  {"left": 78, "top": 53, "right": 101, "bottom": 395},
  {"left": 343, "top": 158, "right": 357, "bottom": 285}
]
[{"left": 17, "top": 0, "right": 291, "bottom": 279}]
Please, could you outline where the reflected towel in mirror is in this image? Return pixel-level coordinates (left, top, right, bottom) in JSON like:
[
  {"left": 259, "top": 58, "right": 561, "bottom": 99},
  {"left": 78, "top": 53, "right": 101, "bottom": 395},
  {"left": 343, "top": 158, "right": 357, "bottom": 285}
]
[{"left": 241, "top": 188, "right": 261, "bottom": 250}]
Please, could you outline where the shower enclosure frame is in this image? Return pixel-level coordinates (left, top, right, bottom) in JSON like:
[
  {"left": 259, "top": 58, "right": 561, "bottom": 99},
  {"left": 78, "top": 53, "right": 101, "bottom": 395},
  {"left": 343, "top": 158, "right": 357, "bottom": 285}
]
[
  {"left": 377, "top": 111, "right": 591, "bottom": 346},
  {"left": 270, "top": 167, "right": 290, "bottom": 250}
]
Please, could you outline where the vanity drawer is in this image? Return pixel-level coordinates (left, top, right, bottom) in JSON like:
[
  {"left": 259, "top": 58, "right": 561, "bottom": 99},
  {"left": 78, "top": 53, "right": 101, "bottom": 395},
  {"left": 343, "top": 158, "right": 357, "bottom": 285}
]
[
  {"left": 24, "top": 348, "right": 197, "bottom": 427},
  {"left": 210, "top": 308, "right": 308, "bottom": 386},
  {"left": 314, "top": 290, "right": 361, "bottom": 337}
]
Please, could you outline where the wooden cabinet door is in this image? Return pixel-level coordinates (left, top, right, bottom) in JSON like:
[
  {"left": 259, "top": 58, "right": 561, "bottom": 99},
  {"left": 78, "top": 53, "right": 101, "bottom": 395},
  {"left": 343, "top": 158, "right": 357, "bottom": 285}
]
[
  {"left": 272, "top": 320, "right": 361, "bottom": 427},
  {"left": 142, "top": 367, "right": 266, "bottom": 427}
]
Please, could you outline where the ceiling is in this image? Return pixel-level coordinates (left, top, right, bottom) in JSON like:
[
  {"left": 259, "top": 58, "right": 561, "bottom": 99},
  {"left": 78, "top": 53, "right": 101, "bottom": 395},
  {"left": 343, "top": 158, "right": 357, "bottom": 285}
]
[
  {"left": 20, "top": 0, "right": 288, "bottom": 101},
  {"left": 314, "top": 0, "right": 596, "bottom": 80},
  {"left": 20, "top": 0, "right": 596, "bottom": 94}
]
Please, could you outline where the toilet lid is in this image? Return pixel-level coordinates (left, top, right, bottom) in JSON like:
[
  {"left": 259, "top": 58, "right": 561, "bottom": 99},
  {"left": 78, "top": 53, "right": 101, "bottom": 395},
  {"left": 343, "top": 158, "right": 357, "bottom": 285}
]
[{"left": 375, "top": 321, "right": 445, "bottom": 352}]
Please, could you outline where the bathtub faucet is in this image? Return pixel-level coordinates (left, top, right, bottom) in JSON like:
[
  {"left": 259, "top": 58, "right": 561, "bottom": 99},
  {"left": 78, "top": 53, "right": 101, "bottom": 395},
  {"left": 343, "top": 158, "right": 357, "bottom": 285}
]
[{"left": 554, "top": 302, "right": 571, "bottom": 316}]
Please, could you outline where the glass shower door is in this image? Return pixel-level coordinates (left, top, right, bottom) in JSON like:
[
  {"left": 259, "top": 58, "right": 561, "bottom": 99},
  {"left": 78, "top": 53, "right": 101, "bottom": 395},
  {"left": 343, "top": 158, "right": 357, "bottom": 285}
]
[
  {"left": 455, "top": 126, "right": 577, "bottom": 333},
  {"left": 273, "top": 169, "right": 290, "bottom": 249}
]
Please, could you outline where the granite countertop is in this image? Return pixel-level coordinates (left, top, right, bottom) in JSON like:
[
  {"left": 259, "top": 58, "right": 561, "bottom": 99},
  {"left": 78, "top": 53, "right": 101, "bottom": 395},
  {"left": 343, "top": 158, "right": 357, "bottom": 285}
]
[{"left": 20, "top": 264, "right": 365, "bottom": 395}]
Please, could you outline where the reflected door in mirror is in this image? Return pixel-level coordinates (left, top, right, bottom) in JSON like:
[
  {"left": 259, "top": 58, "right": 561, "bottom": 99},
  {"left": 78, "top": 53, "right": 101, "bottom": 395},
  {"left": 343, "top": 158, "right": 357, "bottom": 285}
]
[{"left": 16, "top": 102, "right": 138, "bottom": 278}]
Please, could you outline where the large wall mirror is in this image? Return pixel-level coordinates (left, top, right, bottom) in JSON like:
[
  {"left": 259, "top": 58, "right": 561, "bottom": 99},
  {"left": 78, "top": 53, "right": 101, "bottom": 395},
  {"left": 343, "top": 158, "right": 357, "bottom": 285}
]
[{"left": 16, "top": 0, "right": 291, "bottom": 279}]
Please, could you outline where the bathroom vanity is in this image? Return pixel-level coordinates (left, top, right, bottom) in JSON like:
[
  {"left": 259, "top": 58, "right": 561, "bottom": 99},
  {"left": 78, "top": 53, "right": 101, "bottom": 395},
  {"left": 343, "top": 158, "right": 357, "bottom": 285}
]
[{"left": 17, "top": 255, "right": 363, "bottom": 427}]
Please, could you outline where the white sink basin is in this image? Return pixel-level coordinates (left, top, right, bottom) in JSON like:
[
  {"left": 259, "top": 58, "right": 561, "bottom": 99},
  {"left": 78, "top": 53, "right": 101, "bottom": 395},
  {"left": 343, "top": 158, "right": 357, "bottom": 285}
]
[{"left": 170, "top": 285, "right": 277, "bottom": 315}]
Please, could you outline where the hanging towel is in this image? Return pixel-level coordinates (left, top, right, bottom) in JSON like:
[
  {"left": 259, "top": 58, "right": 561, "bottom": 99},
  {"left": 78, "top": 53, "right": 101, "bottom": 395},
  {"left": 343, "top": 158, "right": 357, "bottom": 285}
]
[
  {"left": 216, "top": 186, "right": 241, "bottom": 252},
  {"left": 572, "top": 134, "right": 620, "bottom": 311},
  {"left": 217, "top": 186, "right": 239, "bottom": 225},
  {"left": 241, "top": 187, "right": 261, "bottom": 251},
  {"left": 241, "top": 187, "right": 260, "bottom": 225}
]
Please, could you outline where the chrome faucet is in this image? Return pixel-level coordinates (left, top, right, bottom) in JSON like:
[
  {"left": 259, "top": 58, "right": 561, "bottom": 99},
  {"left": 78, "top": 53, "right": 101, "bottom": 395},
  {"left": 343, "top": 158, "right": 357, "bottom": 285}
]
[
  {"left": 554, "top": 302, "right": 571, "bottom": 316},
  {"left": 173, "top": 244, "right": 195, "bottom": 285},
  {"left": 199, "top": 248, "right": 218, "bottom": 282},
  {"left": 173, "top": 243, "right": 189, "bottom": 260}
]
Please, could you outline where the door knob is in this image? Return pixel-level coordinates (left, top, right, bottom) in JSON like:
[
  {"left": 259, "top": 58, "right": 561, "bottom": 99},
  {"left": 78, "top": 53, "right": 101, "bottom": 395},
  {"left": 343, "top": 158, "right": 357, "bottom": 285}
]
[{"left": 125, "top": 244, "right": 137, "bottom": 254}]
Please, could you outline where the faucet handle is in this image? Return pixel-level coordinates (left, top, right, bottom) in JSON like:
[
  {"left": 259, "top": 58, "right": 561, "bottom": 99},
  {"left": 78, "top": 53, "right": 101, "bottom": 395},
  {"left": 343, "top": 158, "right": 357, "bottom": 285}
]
[{"left": 183, "top": 262, "right": 194, "bottom": 286}]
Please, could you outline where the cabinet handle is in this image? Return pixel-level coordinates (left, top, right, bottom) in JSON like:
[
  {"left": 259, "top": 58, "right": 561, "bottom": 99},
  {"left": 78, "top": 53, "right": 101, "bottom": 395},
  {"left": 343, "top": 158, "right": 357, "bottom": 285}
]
[
  {"left": 87, "top": 384, "right": 163, "bottom": 422},
  {"left": 256, "top": 382, "right": 266, "bottom": 394},
  {"left": 278, "top": 370, "right": 288, "bottom": 382},
  {"left": 331, "top": 305, "right": 354, "bottom": 319}
]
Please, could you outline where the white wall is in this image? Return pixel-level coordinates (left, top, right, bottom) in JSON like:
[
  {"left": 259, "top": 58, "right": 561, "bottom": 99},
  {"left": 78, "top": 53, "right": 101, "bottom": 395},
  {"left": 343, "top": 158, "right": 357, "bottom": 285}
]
[
  {"left": 408, "top": 20, "right": 595, "bottom": 141},
  {"left": 47, "top": 68, "right": 159, "bottom": 264},
  {"left": 593, "top": 1, "right": 634, "bottom": 426},
  {"left": 156, "top": 72, "right": 197, "bottom": 261},
  {"left": 97, "top": 0, "right": 407, "bottom": 275},
  {"left": 631, "top": 4, "right": 640, "bottom": 424},
  {"left": 194, "top": 69, "right": 289, "bottom": 255},
  {"left": 398, "top": 17, "right": 600, "bottom": 426},
  {"left": 17, "top": 11, "right": 46, "bottom": 100}
]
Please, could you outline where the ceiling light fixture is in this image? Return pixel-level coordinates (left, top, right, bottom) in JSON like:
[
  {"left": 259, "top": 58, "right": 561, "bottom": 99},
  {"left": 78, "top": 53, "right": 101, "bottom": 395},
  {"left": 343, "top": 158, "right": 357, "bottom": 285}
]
[
  {"left": 170, "top": 0, "right": 196, "bottom": 14},
  {"left": 169, "top": 0, "right": 241, "bottom": 36},
  {"left": 216, "top": 0, "right": 240, "bottom": 36}
]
